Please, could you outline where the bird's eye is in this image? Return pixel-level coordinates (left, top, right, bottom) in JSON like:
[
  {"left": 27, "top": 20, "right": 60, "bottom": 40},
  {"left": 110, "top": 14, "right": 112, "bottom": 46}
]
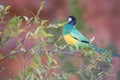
[{"left": 68, "top": 17, "right": 72, "bottom": 22}]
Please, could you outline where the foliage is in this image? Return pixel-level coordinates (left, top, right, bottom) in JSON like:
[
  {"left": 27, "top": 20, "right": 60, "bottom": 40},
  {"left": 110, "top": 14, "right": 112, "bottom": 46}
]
[
  {"left": 0, "top": 5, "right": 10, "bottom": 23},
  {"left": 78, "top": 47, "right": 113, "bottom": 80},
  {"left": 0, "top": 2, "right": 114, "bottom": 80},
  {"left": 0, "top": 5, "right": 10, "bottom": 46}
]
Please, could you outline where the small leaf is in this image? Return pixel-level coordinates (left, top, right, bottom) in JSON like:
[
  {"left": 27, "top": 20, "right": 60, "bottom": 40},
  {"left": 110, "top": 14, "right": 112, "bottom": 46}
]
[
  {"left": 34, "top": 27, "right": 40, "bottom": 36},
  {"left": 4, "top": 6, "right": 11, "bottom": 12},
  {"left": 27, "top": 17, "right": 33, "bottom": 24},
  {"left": 19, "top": 48, "right": 26, "bottom": 53},
  {"left": 8, "top": 16, "right": 22, "bottom": 31},
  {"left": 0, "top": 5, "right": 4, "bottom": 10},
  {"left": 29, "top": 32, "right": 34, "bottom": 37},
  {"left": 52, "top": 59, "right": 58, "bottom": 65},
  {"left": 19, "top": 29, "right": 25, "bottom": 34},
  {"left": 10, "top": 31, "right": 18, "bottom": 37},
  {"left": 34, "top": 16, "right": 40, "bottom": 24},
  {"left": 9, "top": 50, "right": 16, "bottom": 54},
  {"left": 90, "top": 36, "right": 95, "bottom": 43},
  {"left": 47, "top": 54, "right": 52, "bottom": 63},
  {"left": 23, "top": 16, "right": 29, "bottom": 21},
  {"left": 57, "top": 35, "right": 63, "bottom": 42},
  {"left": 41, "top": 20, "right": 48, "bottom": 26},
  {"left": 44, "top": 33, "right": 53, "bottom": 37},
  {"left": 39, "top": 1, "right": 46, "bottom": 12},
  {"left": 0, "top": 32, "right": 2, "bottom": 34},
  {"left": 0, "top": 54, "right": 4, "bottom": 59},
  {"left": 9, "top": 55, "right": 17, "bottom": 60}
]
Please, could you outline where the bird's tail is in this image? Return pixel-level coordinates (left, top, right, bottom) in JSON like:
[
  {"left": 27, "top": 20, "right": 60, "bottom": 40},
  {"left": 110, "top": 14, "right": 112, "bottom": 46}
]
[{"left": 89, "top": 44, "right": 120, "bottom": 57}]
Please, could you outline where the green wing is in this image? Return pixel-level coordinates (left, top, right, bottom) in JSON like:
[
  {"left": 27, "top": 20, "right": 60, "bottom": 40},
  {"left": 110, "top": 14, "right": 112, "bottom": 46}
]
[{"left": 70, "top": 27, "right": 89, "bottom": 43}]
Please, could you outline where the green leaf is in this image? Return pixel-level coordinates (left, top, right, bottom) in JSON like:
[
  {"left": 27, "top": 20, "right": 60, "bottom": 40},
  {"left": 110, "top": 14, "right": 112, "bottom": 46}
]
[
  {"left": 0, "top": 32, "right": 2, "bottom": 35},
  {"left": 29, "top": 32, "right": 34, "bottom": 37},
  {"left": 9, "top": 55, "right": 17, "bottom": 60},
  {"left": 19, "top": 29, "right": 25, "bottom": 34},
  {"left": 62, "top": 72, "right": 70, "bottom": 80},
  {"left": 10, "top": 31, "right": 18, "bottom": 37},
  {"left": 34, "top": 27, "right": 41, "bottom": 36},
  {"left": 4, "top": 6, "right": 11, "bottom": 12},
  {"left": 8, "top": 16, "right": 22, "bottom": 32},
  {"left": 46, "top": 53, "right": 52, "bottom": 64},
  {"left": 0, "top": 54, "right": 4, "bottom": 59},
  {"left": 27, "top": 17, "right": 33, "bottom": 25},
  {"left": 38, "top": 1, "right": 46, "bottom": 13},
  {"left": 41, "top": 20, "right": 48, "bottom": 26},
  {"left": 44, "top": 33, "right": 53, "bottom": 37}
]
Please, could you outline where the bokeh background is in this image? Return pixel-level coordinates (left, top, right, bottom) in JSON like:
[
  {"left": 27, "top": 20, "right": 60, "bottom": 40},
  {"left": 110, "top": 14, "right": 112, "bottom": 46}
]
[{"left": 0, "top": 0, "right": 120, "bottom": 80}]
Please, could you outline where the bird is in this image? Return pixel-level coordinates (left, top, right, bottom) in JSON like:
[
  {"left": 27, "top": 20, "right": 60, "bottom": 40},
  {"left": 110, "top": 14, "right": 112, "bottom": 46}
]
[{"left": 63, "top": 16, "right": 120, "bottom": 57}]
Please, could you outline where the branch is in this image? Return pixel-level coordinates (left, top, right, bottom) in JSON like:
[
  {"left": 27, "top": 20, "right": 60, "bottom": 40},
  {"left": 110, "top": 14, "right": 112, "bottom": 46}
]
[{"left": 0, "top": 47, "right": 82, "bottom": 61}]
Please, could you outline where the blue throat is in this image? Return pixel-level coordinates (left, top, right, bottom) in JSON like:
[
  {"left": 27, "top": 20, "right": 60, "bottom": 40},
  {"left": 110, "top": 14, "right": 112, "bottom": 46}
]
[{"left": 69, "top": 21, "right": 76, "bottom": 26}]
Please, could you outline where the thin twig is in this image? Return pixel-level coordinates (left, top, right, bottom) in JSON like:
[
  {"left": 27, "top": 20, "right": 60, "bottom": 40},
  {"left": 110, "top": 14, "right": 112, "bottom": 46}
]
[
  {"left": 22, "top": 52, "right": 27, "bottom": 80},
  {"left": 0, "top": 48, "right": 82, "bottom": 61},
  {"left": 0, "top": 53, "right": 18, "bottom": 61},
  {"left": 27, "top": 48, "right": 82, "bottom": 60},
  {"left": 0, "top": 24, "right": 5, "bottom": 42}
]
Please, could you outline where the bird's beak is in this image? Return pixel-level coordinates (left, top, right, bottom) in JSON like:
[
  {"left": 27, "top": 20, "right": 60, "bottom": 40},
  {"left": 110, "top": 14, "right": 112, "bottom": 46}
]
[{"left": 58, "top": 22, "right": 67, "bottom": 27}]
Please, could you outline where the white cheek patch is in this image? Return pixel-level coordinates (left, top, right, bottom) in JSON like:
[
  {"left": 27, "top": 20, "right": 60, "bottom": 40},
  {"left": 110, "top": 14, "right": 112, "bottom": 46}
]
[{"left": 68, "top": 17, "right": 72, "bottom": 22}]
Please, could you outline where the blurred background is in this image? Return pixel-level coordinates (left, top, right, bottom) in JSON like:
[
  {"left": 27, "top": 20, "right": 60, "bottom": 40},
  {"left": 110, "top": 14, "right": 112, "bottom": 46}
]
[{"left": 0, "top": 0, "right": 120, "bottom": 80}]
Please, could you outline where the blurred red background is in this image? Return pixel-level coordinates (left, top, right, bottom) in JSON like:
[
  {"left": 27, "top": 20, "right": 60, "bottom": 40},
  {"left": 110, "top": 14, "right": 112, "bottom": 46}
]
[{"left": 0, "top": 0, "right": 120, "bottom": 80}]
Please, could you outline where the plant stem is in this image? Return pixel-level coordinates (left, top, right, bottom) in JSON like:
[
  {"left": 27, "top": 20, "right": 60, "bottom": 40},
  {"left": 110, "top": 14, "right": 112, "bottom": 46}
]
[
  {"left": 0, "top": 24, "right": 5, "bottom": 43},
  {"left": 22, "top": 53, "right": 28, "bottom": 80}
]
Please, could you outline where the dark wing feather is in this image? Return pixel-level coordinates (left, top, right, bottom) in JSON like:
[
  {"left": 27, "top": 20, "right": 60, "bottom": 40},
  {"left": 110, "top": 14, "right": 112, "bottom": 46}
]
[{"left": 70, "top": 27, "right": 89, "bottom": 43}]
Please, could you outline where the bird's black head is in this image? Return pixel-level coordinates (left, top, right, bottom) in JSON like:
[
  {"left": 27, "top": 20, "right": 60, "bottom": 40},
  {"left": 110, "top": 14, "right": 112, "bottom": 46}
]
[{"left": 67, "top": 16, "right": 76, "bottom": 26}]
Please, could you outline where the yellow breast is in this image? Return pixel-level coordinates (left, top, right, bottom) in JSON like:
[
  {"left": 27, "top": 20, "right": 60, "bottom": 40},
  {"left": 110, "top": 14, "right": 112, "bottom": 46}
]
[{"left": 63, "top": 34, "right": 79, "bottom": 45}]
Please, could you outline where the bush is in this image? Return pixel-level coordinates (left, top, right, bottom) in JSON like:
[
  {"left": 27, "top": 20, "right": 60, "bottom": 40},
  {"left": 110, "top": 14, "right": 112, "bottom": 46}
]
[{"left": 0, "top": 2, "right": 113, "bottom": 80}]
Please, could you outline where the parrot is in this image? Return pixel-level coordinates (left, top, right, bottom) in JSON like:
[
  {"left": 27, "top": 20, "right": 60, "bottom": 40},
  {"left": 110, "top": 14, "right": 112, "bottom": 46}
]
[{"left": 63, "top": 16, "right": 120, "bottom": 57}]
